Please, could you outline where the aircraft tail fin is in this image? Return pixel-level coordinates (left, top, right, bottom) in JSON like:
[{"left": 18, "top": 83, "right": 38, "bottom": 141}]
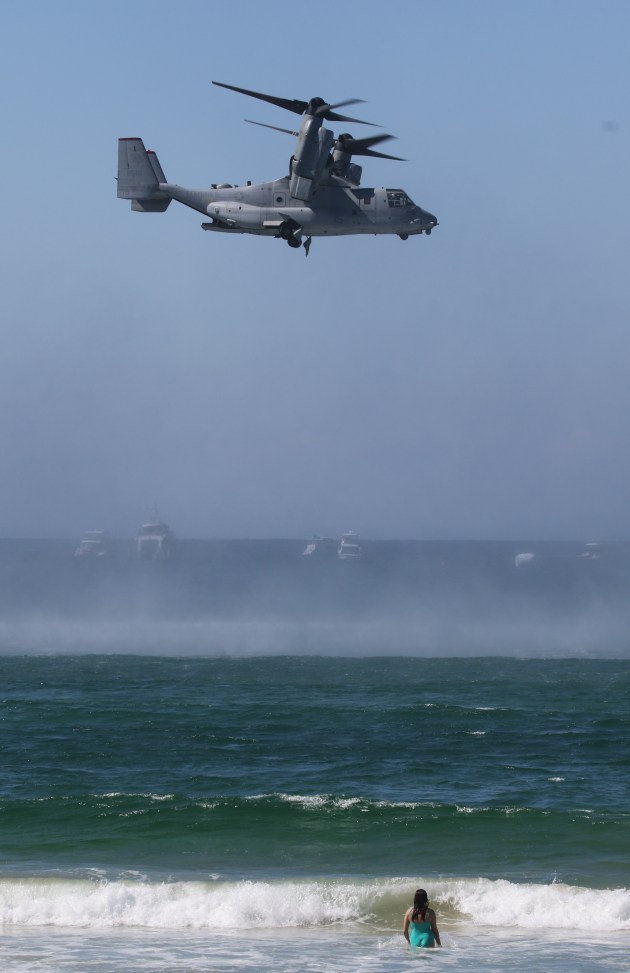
[{"left": 117, "top": 138, "right": 171, "bottom": 212}]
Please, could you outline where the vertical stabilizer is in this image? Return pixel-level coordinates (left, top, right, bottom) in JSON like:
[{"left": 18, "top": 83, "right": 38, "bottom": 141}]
[{"left": 117, "top": 138, "right": 171, "bottom": 212}]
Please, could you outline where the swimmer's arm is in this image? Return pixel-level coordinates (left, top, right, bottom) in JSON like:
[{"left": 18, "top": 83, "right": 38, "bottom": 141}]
[
  {"left": 429, "top": 909, "right": 442, "bottom": 947},
  {"left": 403, "top": 909, "right": 411, "bottom": 943}
]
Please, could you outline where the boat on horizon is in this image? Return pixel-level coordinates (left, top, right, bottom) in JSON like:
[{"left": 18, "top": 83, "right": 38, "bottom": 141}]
[
  {"left": 302, "top": 535, "right": 338, "bottom": 558},
  {"left": 338, "top": 530, "right": 363, "bottom": 560},
  {"left": 137, "top": 508, "right": 174, "bottom": 560},
  {"left": 74, "top": 530, "right": 110, "bottom": 558}
]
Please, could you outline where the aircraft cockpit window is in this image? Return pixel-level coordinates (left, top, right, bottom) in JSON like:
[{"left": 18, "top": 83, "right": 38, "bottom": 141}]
[{"left": 386, "top": 190, "right": 410, "bottom": 208}]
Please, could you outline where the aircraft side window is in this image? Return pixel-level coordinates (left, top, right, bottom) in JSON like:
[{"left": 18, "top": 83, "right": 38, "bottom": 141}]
[{"left": 387, "top": 190, "right": 407, "bottom": 208}]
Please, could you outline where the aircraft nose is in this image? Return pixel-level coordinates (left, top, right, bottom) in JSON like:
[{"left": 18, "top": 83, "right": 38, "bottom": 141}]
[
  {"left": 411, "top": 206, "right": 437, "bottom": 229},
  {"left": 412, "top": 208, "right": 438, "bottom": 234}
]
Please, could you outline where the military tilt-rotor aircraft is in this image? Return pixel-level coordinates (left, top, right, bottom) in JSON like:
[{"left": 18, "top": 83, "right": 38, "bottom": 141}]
[{"left": 117, "top": 81, "right": 438, "bottom": 255}]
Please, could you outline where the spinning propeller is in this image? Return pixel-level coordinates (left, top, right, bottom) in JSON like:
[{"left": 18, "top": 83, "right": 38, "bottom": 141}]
[
  {"left": 212, "top": 80, "right": 378, "bottom": 125},
  {"left": 243, "top": 121, "right": 405, "bottom": 162},
  {"left": 334, "top": 133, "right": 406, "bottom": 162}
]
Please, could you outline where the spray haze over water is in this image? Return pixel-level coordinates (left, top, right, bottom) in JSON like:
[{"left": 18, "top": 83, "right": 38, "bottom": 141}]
[{"left": 1, "top": 538, "right": 629, "bottom": 657}]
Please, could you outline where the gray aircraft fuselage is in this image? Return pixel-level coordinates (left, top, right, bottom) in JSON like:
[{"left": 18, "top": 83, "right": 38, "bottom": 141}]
[{"left": 161, "top": 177, "right": 435, "bottom": 238}]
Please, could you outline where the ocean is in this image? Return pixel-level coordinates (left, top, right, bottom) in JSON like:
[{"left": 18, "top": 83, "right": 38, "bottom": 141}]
[{"left": 0, "top": 540, "right": 629, "bottom": 971}]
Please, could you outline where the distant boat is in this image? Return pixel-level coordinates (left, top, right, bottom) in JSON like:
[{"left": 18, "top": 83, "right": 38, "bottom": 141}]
[
  {"left": 137, "top": 508, "right": 174, "bottom": 560},
  {"left": 578, "top": 542, "right": 601, "bottom": 559},
  {"left": 516, "top": 543, "right": 602, "bottom": 569},
  {"left": 74, "top": 530, "right": 110, "bottom": 558},
  {"left": 302, "top": 535, "right": 338, "bottom": 558},
  {"left": 338, "top": 530, "right": 363, "bottom": 560}
]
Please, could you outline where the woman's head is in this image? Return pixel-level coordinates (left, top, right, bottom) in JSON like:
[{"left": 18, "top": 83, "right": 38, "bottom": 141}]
[{"left": 412, "top": 889, "right": 429, "bottom": 919}]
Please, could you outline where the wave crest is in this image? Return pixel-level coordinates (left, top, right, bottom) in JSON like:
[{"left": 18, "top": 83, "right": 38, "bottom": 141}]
[{"left": 1, "top": 876, "right": 628, "bottom": 932}]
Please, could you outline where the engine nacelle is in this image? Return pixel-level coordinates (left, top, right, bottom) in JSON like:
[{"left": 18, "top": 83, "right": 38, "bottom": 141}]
[
  {"left": 331, "top": 148, "right": 363, "bottom": 186},
  {"left": 290, "top": 120, "right": 335, "bottom": 201},
  {"left": 347, "top": 163, "right": 362, "bottom": 185}
]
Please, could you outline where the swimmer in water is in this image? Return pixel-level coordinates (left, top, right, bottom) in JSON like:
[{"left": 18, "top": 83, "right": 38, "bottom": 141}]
[{"left": 403, "top": 888, "right": 441, "bottom": 948}]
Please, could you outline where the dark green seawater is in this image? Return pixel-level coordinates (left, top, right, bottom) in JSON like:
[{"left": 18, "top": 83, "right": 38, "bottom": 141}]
[{"left": 2, "top": 656, "right": 629, "bottom": 891}]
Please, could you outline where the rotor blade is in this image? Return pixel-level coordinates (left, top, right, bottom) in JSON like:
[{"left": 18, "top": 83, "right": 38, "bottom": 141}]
[
  {"left": 212, "top": 81, "right": 307, "bottom": 116},
  {"left": 245, "top": 119, "right": 299, "bottom": 137},
  {"left": 324, "top": 108, "right": 379, "bottom": 125},
  {"left": 335, "top": 133, "right": 406, "bottom": 160},
  {"left": 326, "top": 98, "right": 365, "bottom": 111},
  {"left": 338, "top": 133, "right": 394, "bottom": 150},
  {"left": 316, "top": 98, "right": 375, "bottom": 124},
  {"left": 359, "top": 146, "right": 406, "bottom": 160},
  {"left": 214, "top": 82, "right": 379, "bottom": 126}
]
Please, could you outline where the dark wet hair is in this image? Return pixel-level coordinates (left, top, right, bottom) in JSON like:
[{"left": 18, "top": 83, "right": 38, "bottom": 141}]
[{"left": 411, "top": 889, "right": 429, "bottom": 922}]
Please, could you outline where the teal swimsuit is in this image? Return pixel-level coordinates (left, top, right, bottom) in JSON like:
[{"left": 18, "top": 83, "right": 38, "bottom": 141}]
[{"left": 409, "top": 914, "right": 435, "bottom": 948}]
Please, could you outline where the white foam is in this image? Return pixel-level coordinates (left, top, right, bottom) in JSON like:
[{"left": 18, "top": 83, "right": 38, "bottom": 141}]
[
  {"left": 0, "top": 876, "right": 628, "bottom": 932},
  {"left": 245, "top": 793, "right": 440, "bottom": 812},
  {"left": 274, "top": 794, "right": 364, "bottom": 811},
  {"left": 0, "top": 877, "right": 369, "bottom": 929},
  {"left": 435, "top": 878, "right": 630, "bottom": 932}
]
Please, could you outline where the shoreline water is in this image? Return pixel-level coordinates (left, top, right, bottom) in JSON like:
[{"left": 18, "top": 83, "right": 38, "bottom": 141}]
[
  {"left": 1, "top": 916, "right": 627, "bottom": 973},
  {"left": 0, "top": 649, "right": 627, "bottom": 970}
]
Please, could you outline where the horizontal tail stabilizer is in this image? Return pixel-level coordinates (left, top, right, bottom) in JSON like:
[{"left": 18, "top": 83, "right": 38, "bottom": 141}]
[
  {"left": 131, "top": 198, "right": 171, "bottom": 212},
  {"left": 117, "top": 138, "right": 171, "bottom": 211}
]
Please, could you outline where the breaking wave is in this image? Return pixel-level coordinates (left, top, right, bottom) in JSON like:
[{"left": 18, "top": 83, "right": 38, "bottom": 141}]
[{"left": 1, "top": 875, "right": 628, "bottom": 931}]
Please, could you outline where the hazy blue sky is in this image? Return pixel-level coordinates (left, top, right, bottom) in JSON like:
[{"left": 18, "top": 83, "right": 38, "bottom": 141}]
[{"left": 1, "top": 0, "right": 628, "bottom": 540}]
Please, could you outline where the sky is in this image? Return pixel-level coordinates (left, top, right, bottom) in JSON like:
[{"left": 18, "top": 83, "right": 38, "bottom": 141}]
[{"left": 0, "top": 0, "right": 628, "bottom": 540}]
